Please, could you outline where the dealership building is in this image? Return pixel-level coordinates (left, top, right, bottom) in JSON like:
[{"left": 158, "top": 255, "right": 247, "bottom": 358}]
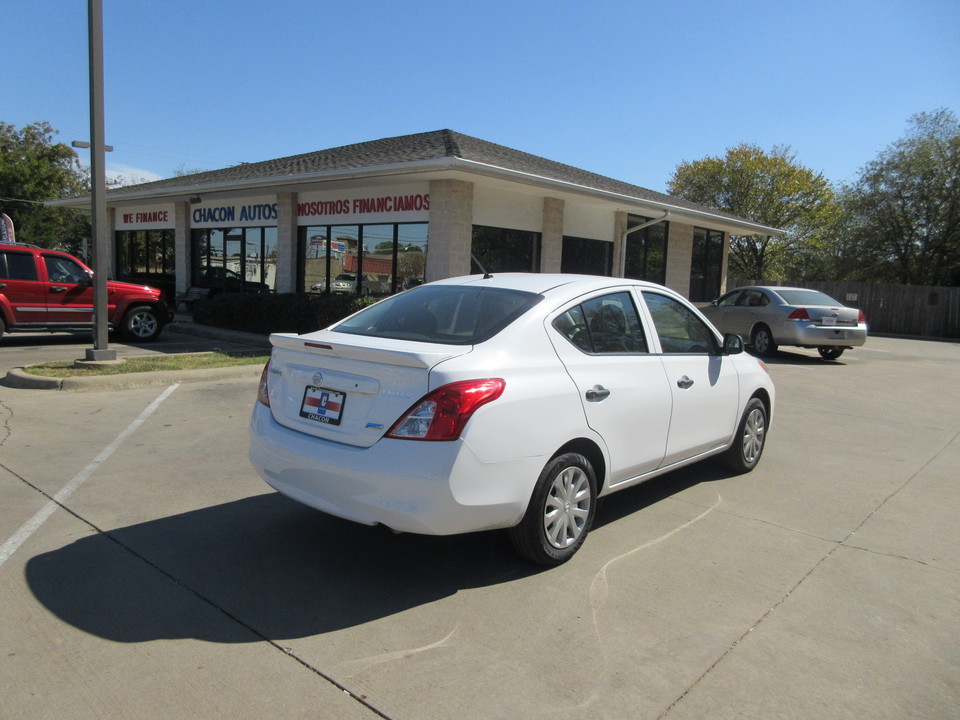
[{"left": 57, "top": 129, "right": 778, "bottom": 306}]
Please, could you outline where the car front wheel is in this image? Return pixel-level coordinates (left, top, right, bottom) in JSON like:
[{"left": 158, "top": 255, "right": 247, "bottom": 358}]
[
  {"left": 121, "top": 305, "right": 162, "bottom": 342},
  {"left": 723, "top": 397, "right": 768, "bottom": 474},
  {"left": 751, "top": 325, "right": 777, "bottom": 357},
  {"left": 509, "top": 452, "right": 597, "bottom": 566}
]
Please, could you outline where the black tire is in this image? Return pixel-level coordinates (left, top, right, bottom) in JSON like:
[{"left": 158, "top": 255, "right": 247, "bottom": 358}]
[
  {"left": 750, "top": 325, "right": 777, "bottom": 357},
  {"left": 818, "top": 346, "right": 844, "bottom": 360},
  {"left": 723, "top": 397, "right": 768, "bottom": 474},
  {"left": 121, "top": 305, "right": 162, "bottom": 342},
  {"left": 509, "top": 452, "right": 597, "bottom": 566},
  {"left": 0, "top": 314, "right": 5, "bottom": 339}
]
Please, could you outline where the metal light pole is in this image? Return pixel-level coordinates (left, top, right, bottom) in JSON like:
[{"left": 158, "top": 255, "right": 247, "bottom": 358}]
[{"left": 85, "top": 0, "right": 116, "bottom": 361}]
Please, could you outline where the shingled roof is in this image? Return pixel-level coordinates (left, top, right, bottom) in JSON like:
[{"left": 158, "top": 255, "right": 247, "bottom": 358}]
[{"left": 98, "top": 129, "right": 774, "bottom": 232}]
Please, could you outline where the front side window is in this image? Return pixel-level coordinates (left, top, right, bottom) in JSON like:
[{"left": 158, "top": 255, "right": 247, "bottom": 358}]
[
  {"left": 43, "top": 255, "right": 88, "bottom": 284},
  {"left": 715, "top": 290, "right": 742, "bottom": 307},
  {"left": 553, "top": 291, "right": 647, "bottom": 354},
  {"left": 642, "top": 291, "right": 717, "bottom": 354}
]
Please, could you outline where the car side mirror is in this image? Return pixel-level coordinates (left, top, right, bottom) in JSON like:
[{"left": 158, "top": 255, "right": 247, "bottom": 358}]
[
  {"left": 723, "top": 333, "right": 744, "bottom": 355},
  {"left": 79, "top": 272, "right": 93, "bottom": 287}
]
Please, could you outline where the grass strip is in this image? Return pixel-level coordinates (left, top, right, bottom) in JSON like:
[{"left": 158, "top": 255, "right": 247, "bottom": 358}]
[{"left": 23, "top": 352, "right": 270, "bottom": 378}]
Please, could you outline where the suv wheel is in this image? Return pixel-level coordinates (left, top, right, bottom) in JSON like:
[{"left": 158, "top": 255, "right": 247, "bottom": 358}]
[{"left": 121, "top": 306, "right": 162, "bottom": 342}]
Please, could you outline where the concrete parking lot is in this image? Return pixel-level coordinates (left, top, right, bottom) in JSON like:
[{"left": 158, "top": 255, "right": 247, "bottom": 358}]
[{"left": 1, "top": 334, "right": 958, "bottom": 719}]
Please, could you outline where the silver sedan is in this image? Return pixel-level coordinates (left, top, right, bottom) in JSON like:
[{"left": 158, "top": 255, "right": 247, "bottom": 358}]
[{"left": 701, "top": 286, "right": 868, "bottom": 360}]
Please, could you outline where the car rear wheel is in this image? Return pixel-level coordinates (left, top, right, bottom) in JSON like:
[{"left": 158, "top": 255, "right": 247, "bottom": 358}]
[
  {"left": 723, "top": 397, "right": 768, "bottom": 474},
  {"left": 751, "top": 325, "right": 777, "bottom": 357},
  {"left": 818, "top": 346, "right": 844, "bottom": 360},
  {"left": 121, "top": 305, "right": 162, "bottom": 342},
  {"left": 509, "top": 452, "right": 597, "bottom": 566}
]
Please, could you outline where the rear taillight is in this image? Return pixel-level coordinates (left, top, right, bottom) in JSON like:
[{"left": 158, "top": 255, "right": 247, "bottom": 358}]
[
  {"left": 257, "top": 362, "right": 271, "bottom": 407},
  {"left": 787, "top": 308, "right": 810, "bottom": 320},
  {"left": 386, "top": 379, "right": 506, "bottom": 441},
  {"left": 858, "top": 310, "right": 866, "bottom": 322}
]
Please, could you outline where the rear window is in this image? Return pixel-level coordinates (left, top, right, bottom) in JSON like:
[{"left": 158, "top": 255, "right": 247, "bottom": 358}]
[
  {"left": 776, "top": 289, "right": 841, "bottom": 306},
  {"left": 333, "top": 285, "right": 542, "bottom": 344}
]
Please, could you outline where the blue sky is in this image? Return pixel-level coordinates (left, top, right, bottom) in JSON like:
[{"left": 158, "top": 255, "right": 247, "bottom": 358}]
[{"left": 4, "top": 0, "right": 958, "bottom": 193}]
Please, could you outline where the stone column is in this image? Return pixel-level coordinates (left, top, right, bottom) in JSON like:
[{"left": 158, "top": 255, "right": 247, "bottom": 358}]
[
  {"left": 541, "top": 197, "right": 564, "bottom": 272},
  {"left": 275, "top": 192, "right": 297, "bottom": 293},
  {"left": 174, "top": 201, "right": 190, "bottom": 294},
  {"left": 664, "top": 222, "right": 694, "bottom": 296},
  {"left": 426, "top": 179, "right": 474, "bottom": 281}
]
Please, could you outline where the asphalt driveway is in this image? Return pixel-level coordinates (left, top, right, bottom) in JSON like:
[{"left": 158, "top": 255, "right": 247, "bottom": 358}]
[{"left": 0, "top": 335, "right": 957, "bottom": 719}]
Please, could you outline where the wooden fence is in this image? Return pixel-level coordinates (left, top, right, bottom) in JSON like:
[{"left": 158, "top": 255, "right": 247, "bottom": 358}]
[{"left": 729, "top": 279, "right": 960, "bottom": 339}]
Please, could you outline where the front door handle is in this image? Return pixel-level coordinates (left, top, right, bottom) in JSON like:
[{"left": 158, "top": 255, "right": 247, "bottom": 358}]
[
  {"left": 50, "top": 286, "right": 69, "bottom": 293},
  {"left": 677, "top": 375, "right": 695, "bottom": 389},
  {"left": 585, "top": 385, "right": 610, "bottom": 402}
]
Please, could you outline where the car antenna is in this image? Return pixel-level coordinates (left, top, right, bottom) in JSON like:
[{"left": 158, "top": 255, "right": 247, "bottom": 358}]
[{"left": 471, "top": 254, "right": 493, "bottom": 279}]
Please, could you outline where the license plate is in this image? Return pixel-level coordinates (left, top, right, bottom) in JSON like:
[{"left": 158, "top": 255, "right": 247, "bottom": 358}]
[
  {"left": 299, "top": 386, "right": 346, "bottom": 425},
  {"left": 821, "top": 317, "right": 837, "bottom": 326}
]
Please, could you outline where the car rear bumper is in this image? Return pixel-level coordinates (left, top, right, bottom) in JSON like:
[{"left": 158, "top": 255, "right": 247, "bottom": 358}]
[
  {"left": 248, "top": 403, "right": 539, "bottom": 535},
  {"left": 776, "top": 322, "right": 868, "bottom": 348}
]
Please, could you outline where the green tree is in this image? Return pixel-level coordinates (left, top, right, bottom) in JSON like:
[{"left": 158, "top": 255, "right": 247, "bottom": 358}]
[
  {"left": 0, "top": 121, "right": 90, "bottom": 249},
  {"left": 667, "top": 144, "right": 838, "bottom": 280},
  {"left": 839, "top": 109, "right": 960, "bottom": 286}
]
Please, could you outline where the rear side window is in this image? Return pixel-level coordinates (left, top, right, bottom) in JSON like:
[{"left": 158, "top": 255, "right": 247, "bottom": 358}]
[
  {"left": 553, "top": 292, "right": 648, "bottom": 354},
  {"left": 333, "top": 285, "right": 542, "bottom": 344},
  {"left": 0, "top": 251, "right": 38, "bottom": 280}
]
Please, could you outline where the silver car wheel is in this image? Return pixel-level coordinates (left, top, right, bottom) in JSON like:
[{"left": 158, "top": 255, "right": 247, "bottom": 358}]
[
  {"left": 742, "top": 406, "right": 766, "bottom": 464},
  {"left": 543, "top": 465, "right": 592, "bottom": 549},
  {"left": 122, "top": 306, "right": 161, "bottom": 341}
]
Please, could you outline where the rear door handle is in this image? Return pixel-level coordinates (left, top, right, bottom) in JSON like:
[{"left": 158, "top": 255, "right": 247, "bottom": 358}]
[
  {"left": 585, "top": 385, "right": 610, "bottom": 402},
  {"left": 677, "top": 375, "right": 694, "bottom": 389}
]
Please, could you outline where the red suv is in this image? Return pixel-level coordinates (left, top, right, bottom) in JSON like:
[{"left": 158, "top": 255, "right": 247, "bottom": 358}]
[{"left": 0, "top": 241, "right": 171, "bottom": 342}]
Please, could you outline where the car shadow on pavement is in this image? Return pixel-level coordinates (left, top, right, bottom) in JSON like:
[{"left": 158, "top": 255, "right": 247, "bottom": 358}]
[
  {"left": 25, "top": 464, "right": 731, "bottom": 645},
  {"left": 749, "top": 348, "right": 850, "bottom": 365},
  {"left": 24, "top": 492, "right": 541, "bottom": 644}
]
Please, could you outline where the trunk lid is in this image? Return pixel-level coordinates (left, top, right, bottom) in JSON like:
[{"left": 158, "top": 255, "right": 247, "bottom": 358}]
[{"left": 266, "top": 330, "right": 470, "bottom": 448}]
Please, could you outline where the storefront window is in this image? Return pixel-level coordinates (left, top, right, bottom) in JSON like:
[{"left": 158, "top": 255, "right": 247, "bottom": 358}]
[
  {"left": 191, "top": 227, "right": 276, "bottom": 293},
  {"left": 689, "top": 227, "right": 724, "bottom": 302},
  {"left": 115, "top": 229, "right": 175, "bottom": 300},
  {"left": 299, "top": 222, "right": 428, "bottom": 296},
  {"left": 397, "top": 224, "right": 427, "bottom": 290},
  {"left": 471, "top": 226, "right": 541, "bottom": 274},
  {"left": 561, "top": 236, "right": 612, "bottom": 276},
  {"left": 624, "top": 216, "right": 668, "bottom": 284}
]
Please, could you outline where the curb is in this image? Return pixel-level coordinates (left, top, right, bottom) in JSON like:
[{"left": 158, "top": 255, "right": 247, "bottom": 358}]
[
  {"left": 3, "top": 363, "right": 264, "bottom": 391},
  {"left": 2, "top": 319, "right": 271, "bottom": 391}
]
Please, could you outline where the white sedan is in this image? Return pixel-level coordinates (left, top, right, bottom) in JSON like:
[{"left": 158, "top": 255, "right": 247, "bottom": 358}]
[{"left": 249, "top": 274, "right": 774, "bottom": 565}]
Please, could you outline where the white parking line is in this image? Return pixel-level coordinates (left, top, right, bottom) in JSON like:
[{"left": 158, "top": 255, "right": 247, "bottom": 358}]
[{"left": 0, "top": 383, "right": 180, "bottom": 568}]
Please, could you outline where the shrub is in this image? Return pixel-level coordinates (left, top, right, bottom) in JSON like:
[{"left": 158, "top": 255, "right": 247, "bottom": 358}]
[{"left": 192, "top": 292, "right": 377, "bottom": 335}]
